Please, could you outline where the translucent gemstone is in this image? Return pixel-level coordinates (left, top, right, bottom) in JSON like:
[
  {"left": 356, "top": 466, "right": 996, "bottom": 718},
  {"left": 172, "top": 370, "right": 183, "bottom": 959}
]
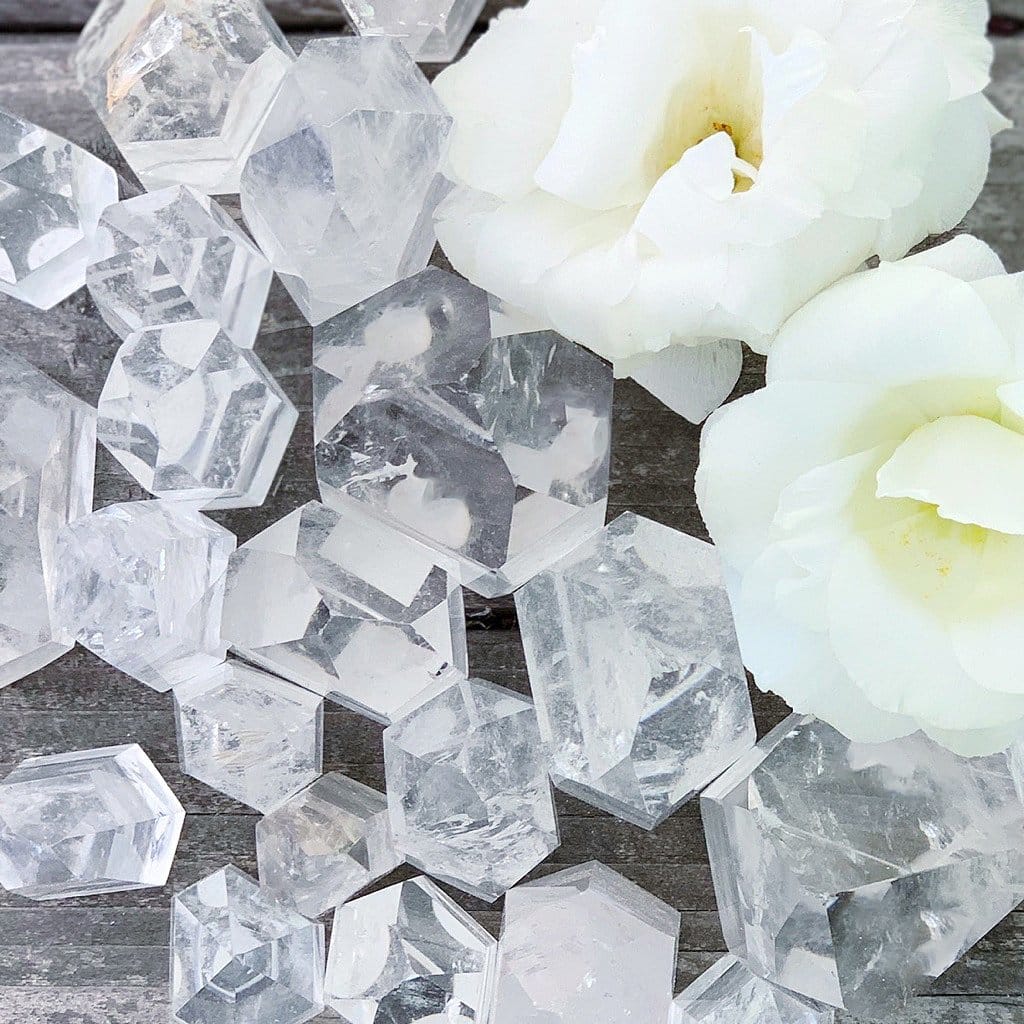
[
  {"left": 0, "top": 744, "right": 184, "bottom": 900},
  {"left": 174, "top": 661, "right": 323, "bottom": 812},
  {"left": 314, "top": 267, "right": 613, "bottom": 597},
  {"left": 0, "top": 110, "right": 118, "bottom": 309},
  {"left": 75, "top": 0, "right": 295, "bottom": 194},
  {"left": 240, "top": 37, "right": 452, "bottom": 326},
  {"left": 493, "top": 861, "right": 680, "bottom": 1024},
  {"left": 515, "top": 512, "right": 755, "bottom": 829},
  {"left": 171, "top": 865, "right": 325, "bottom": 1024},
  {"left": 338, "top": 0, "right": 486, "bottom": 62},
  {"left": 52, "top": 501, "right": 233, "bottom": 691},
  {"left": 0, "top": 351, "right": 96, "bottom": 686},
  {"left": 97, "top": 321, "right": 297, "bottom": 509},
  {"left": 86, "top": 186, "right": 273, "bottom": 348},
  {"left": 256, "top": 772, "right": 402, "bottom": 918},
  {"left": 702, "top": 715, "right": 1024, "bottom": 1016},
  {"left": 222, "top": 500, "right": 467, "bottom": 723},
  {"left": 383, "top": 673, "right": 559, "bottom": 901},
  {"left": 324, "top": 876, "right": 498, "bottom": 1023}
]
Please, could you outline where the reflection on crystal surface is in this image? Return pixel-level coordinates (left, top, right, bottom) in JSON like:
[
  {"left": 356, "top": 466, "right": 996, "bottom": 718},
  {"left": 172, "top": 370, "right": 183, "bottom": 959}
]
[
  {"left": 702, "top": 715, "right": 1024, "bottom": 1015},
  {"left": 314, "top": 267, "right": 613, "bottom": 597},
  {"left": 338, "top": 0, "right": 486, "bottom": 62},
  {"left": 0, "top": 744, "right": 184, "bottom": 900}
]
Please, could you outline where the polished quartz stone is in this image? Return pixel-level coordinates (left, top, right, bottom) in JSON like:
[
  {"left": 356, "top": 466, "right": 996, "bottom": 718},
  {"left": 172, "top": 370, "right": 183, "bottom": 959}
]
[
  {"left": 702, "top": 715, "right": 1024, "bottom": 1016},
  {"left": 0, "top": 744, "right": 184, "bottom": 900},
  {"left": 97, "top": 321, "right": 297, "bottom": 509},
  {"left": 384, "top": 673, "right": 559, "bottom": 901},
  {"left": 493, "top": 861, "right": 679, "bottom": 1024},
  {"left": 240, "top": 37, "right": 452, "bottom": 325},
  {"left": 86, "top": 186, "right": 273, "bottom": 347},
  {"left": 0, "top": 351, "right": 96, "bottom": 686},
  {"left": 337, "top": 0, "right": 486, "bottom": 62},
  {"left": 53, "top": 501, "right": 232, "bottom": 691},
  {"left": 222, "top": 500, "right": 467, "bottom": 723},
  {"left": 325, "top": 876, "right": 497, "bottom": 1023},
  {"left": 0, "top": 110, "right": 118, "bottom": 309},
  {"left": 171, "top": 865, "right": 325, "bottom": 1024},
  {"left": 256, "top": 771, "right": 402, "bottom": 918},
  {"left": 314, "top": 267, "right": 613, "bottom": 597},
  {"left": 516, "top": 512, "right": 755, "bottom": 829},
  {"left": 75, "top": 0, "right": 295, "bottom": 194},
  {"left": 175, "top": 661, "right": 323, "bottom": 813}
]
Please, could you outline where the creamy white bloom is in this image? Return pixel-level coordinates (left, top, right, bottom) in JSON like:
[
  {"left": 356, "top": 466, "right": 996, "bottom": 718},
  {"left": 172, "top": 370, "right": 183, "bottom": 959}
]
[
  {"left": 696, "top": 236, "right": 1024, "bottom": 755},
  {"left": 434, "top": 0, "right": 1005, "bottom": 420}
]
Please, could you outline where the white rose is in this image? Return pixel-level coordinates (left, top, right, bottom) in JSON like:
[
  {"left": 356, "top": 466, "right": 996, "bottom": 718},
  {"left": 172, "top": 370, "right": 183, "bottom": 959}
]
[
  {"left": 433, "top": 0, "right": 1005, "bottom": 421},
  {"left": 696, "top": 235, "right": 1024, "bottom": 756}
]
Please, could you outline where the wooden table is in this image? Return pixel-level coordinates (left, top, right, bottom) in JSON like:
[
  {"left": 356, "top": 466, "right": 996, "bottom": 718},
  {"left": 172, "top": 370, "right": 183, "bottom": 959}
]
[{"left": 0, "top": 4, "right": 1022, "bottom": 1022}]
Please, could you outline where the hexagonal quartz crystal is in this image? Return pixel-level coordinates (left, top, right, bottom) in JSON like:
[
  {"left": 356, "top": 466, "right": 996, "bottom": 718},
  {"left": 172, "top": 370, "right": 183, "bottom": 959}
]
[{"left": 337, "top": 0, "right": 486, "bottom": 62}]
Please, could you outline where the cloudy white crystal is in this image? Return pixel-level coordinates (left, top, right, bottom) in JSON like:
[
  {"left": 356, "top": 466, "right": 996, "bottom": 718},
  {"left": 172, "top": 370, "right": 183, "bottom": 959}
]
[{"left": 338, "top": 0, "right": 485, "bottom": 62}]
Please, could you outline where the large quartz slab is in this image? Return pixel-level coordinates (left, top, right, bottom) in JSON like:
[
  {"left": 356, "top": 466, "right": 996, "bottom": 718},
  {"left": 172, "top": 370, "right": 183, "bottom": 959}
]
[
  {"left": 240, "top": 37, "right": 452, "bottom": 325},
  {"left": 493, "top": 861, "right": 680, "bottom": 1024},
  {"left": 0, "top": 110, "right": 118, "bottom": 309},
  {"left": 516, "top": 512, "right": 755, "bottom": 829},
  {"left": 337, "top": 0, "right": 486, "bottom": 62},
  {"left": 702, "top": 715, "right": 1024, "bottom": 1016},
  {"left": 75, "top": 0, "right": 295, "bottom": 194},
  {"left": 314, "top": 267, "right": 613, "bottom": 597},
  {"left": 222, "top": 500, "right": 467, "bottom": 723},
  {"left": 52, "top": 501, "right": 233, "bottom": 691},
  {"left": 0, "top": 351, "right": 96, "bottom": 686},
  {"left": 384, "top": 673, "right": 559, "bottom": 901},
  {"left": 0, "top": 744, "right": 184, "bottom": 900}
]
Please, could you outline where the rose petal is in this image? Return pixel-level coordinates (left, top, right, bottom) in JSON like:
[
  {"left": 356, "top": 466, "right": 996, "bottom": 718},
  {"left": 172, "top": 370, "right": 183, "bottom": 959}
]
[
  {"left": 900, "top": 234, "right": 1005, "bottom": 281},
  {"left": 906, "top": 0, "right": 994, "bottom": 100}
]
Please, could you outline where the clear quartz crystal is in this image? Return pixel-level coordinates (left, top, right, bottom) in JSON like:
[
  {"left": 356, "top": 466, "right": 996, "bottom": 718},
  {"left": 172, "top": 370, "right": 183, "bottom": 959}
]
[
  {"left": 0, "top": 110, "right": 118, "bottom": 309},
  {"left": 240, "top": 37, "right": 452, "bottom": 326},
  {"left": 222, "top": 500, "right": 467, "bottom": 724},
  {"left": 702, "top": 715, "right": 1024, "bottom": 1016},
  {"left": 314, "top": 267, "right": 613, "bottom": 597},
  {"left": 75, "top": 0, "right": 295, "bottom": 195},
  {"left": 338, "top": 0, "right": 486, "bottom": 62},
  {"left": 0, "top": 744, "right": 184, "bottom": 900},
  {"left": 516, "top": 512, "right": 755, "bottom": 829}
]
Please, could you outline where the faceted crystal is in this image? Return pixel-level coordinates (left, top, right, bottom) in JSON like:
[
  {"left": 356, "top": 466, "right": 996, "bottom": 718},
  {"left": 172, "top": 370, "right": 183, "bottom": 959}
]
[
  {"left": 75, "top": 0, "right": 296, "bottom": 195},
  {"left": 338, "top": 0, "right": 486, "bottom": 62},
  {"left": 516, "top": 512, "right": 755, "bottom": 829},
  {"left": 314, "top": 268, "right": 613, "bottom": 597},
  {"left": 0, "top": 351, "right": 96, "bottom": 686},
  {"left": 171, "top": 865, "right": 325, "bottom": 1024},
  {"left": 86, "top": 186, "right": 273, "bottom": 347},
  {"left": 240, "top": 37, "right": 452, "bottom": 326},
  {"left": 222, "top": 500, "right": 467, "bottom": 724},
  {"left": 0, "top": 110, "right": 118, "bottom": 309},
  {"left": 52, "top": 501, "right": 233, "bottom": 691},
  {"left": 383, "top": 673, "right": 559, "bottom": 901},
  {"left": 702, "top": 715, "right": 1024, "bottom": 1016},
  {"left": 97, "top": 321, "right": 297, "bottom": 509},
  {"left": 493, "top": 862, "right": 680, "bottom": 1024},
  {"left": 256, "top": 772, "right": 402, "bottom": 918},
  {"left": 325, "top": 876, "right": 498, "bottom": 1023},
  {"left": 175, "top": 661, "right": 323, "bottom": 812},
  {"left": 0, "top": 744, "right": 184, "bottom": 900}
]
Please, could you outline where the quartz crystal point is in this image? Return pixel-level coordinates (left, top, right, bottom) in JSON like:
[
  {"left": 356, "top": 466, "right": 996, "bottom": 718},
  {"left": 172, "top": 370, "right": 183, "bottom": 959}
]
[
  {"left": 324, "top": 876, "right": 498, "bottom": 1023},
  {"left": 171, "top": 864, "right": 325, "bottom": 1024},
  {"left": 52, "top": 500, "right": 233, "bottom": 691},
  {"left": 0, "top": 744, "right": 184, "bottom": 900},
  {"left": 516, "top": 512, "right": 755, "bottom": 829},
  {"left": 493, "top": 861, "right": 680, "bottom": 1024},
  {"left": 75, "top": 0, "right": 295, "bottom": 195},
  {"left": 240, "top": 37, "right": 452, "bottom": 325},
  {"left": 97, "top": 321, "right": 297, "bottom": 509},
  {"left": 337, "top": 0, "right": 486, "bottom": 62},
  {"left": 314, "top": 267, "right": 613, "bottom": 597},
  {"left": 702, "top": 715, "right": 1024, "bottom": 1016},
  {"left": 383, "top": 673, "right": 559, "bottom": 901},
  {"left": 174, "top": 661, "right": 323, "bottom": 812},
  {"left": 256, "top": 771, "right": 402, "bottom": 918},
  {"left": 222, "top": 500, "right": 467, "bottom": 723},
  {"left": 0, "top": 351, "right": 96, "bottom": 686},
  {"left": 86, "top": 186, "right": 273, "bottom": 347},
  {"left": 0, "top": 110, "right": 118, "bottom": 309}
]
